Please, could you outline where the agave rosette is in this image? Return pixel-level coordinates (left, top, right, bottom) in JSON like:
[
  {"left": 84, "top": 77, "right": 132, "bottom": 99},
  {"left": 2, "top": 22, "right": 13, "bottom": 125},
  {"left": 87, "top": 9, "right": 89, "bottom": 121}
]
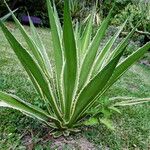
[{"left": 0, "top": 0, "right": 150, "bottom": 136}]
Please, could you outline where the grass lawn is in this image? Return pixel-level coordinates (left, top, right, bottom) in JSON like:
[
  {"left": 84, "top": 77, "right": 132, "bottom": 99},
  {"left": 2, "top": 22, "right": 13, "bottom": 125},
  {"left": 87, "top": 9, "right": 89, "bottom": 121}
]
[{"left": 0, "top": 23, "right": 150, "bottom": 150}]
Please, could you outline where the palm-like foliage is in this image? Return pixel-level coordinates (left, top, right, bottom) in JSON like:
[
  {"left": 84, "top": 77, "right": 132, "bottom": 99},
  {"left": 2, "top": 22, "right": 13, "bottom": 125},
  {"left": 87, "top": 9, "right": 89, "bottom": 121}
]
[{"left": 0, "top": 0, "right": 150, "bottom": 136}]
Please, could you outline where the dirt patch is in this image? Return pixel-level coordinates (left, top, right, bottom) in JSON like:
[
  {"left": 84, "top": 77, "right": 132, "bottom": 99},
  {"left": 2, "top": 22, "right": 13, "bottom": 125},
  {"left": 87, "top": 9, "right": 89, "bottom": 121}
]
[
  {"left": 51, "top": 137, "right": 97, "bottom": 150},
  {"left": 140, "top": 60, "right": 150, "bottom": 67},
  {"left": 22, "top": 134, "right": 34, "bottom": 150},
  {"left": 21, "top": 131, "right": 97, "bottom": 150}
]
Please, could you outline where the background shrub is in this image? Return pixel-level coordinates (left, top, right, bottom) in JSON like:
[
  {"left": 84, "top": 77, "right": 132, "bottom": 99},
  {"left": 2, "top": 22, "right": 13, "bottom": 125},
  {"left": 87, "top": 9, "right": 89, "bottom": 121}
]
[
  {"left": 112, "top": 0, "right": 150, "bottom": 44},
  {"left": 0, "top": 0, "right": 130, "bottom": 26}
]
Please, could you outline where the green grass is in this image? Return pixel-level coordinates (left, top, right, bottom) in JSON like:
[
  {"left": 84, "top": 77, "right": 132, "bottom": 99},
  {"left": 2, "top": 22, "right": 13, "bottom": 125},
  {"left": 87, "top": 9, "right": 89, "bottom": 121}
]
[{"left": 0, "top": 23, "right": 150, "bottom": 150}]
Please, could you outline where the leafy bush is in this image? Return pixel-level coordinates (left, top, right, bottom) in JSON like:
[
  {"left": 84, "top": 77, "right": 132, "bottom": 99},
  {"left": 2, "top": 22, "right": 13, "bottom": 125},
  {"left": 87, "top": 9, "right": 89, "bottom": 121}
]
[
  {"left": 0, "top": 0, "right": 92, "bottom": 26},
  {"left": 0, "top": 0, "right": 132, "bottom": 27},
  {"left": 112, "top": 1, "right": 150, "bottom": 41},
  {"left": 0, "top": 0, "right": 150, "bottom": 137}
]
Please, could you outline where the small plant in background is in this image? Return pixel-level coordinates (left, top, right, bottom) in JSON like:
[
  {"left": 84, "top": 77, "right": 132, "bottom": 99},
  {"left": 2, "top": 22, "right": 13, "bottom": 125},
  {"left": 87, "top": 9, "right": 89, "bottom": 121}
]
[
  {"left": 85, "top": 96, "right": 150, "bottom": 130},
  {"left": 0, "top": 0, "right": 150, "bottom": 137}
]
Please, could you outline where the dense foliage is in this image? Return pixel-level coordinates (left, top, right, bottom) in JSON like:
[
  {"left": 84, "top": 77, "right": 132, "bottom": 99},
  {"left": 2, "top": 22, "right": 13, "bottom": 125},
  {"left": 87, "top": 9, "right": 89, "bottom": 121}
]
[
  {"left": 113, "top": 1, "right": 150, "bottom": 43},
  {"left": 0, "top": 0, "right": 133, "bottom": 26}
]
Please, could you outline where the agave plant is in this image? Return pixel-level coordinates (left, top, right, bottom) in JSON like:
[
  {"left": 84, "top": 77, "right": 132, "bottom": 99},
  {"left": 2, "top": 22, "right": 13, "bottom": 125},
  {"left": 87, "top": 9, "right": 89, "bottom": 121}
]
[{"left": 0, "top": 0, "right": 150, "bottom": 136}]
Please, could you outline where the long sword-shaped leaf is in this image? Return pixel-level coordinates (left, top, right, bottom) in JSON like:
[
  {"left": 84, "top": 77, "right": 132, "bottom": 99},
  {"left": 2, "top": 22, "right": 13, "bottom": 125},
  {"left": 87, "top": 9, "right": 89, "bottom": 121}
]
[
  {"left": 103, "top": 42, "right": 150, "bottom": 93},
  {"left": 113, "top": 98, "right": 150, "bottom": 106},
  {"left": 0, "top": 21, "right": 62, "bottom": 120},
  {"left": 53, "top": 1, "right": 63, "bottom": 40},
  {"left": 69, "top": 51, "right": 123, "bottom": 125},
  {"left": 25, "top": 68, "right": 53, "bottom": 114},
  {"left": 0, "top": 91, "right": 60, "bottom": 128},
  {"left": 1, "top": 13, "right": 50, "bottom": 112},
  {"left": 46, "top": 0, "right": 63, "bottom": 80},
  {"left": 110, "top": 97, "right": 150, "bottom": 107},
  {"left": 28, "top": 16, "right": 52, "bottom": 77},
  {"left": 78, "top": 7, "right": 114, "bottom": 90},
  {"left": 110, "top": 97, "right": 150, "bottom": 106},
  {"left": 80, "top": 14, "right": 93, "bottom": 55},
  {"left": 46, "top": 0, "right": 64, "bottom": 113},
  {"left": 82, "top": 42, "right": 150, "bottom": 117},
  {"left": 63, "top": 0, "right": 77, "bottom": 121},
  {"left": 28, "top": 17, "right": 57, "bottom": 108},
  {"left": 105, "top": 23, "right": 140, "bottom": 64},
  {"left": 4, "top": 3, "right": 51, "bottom": 77},
  {"left": 74, "top": 21, "right": 82, "bottom": 66},
  {"left": 92, "top": 20, "right": 127, "bottom": 76}
]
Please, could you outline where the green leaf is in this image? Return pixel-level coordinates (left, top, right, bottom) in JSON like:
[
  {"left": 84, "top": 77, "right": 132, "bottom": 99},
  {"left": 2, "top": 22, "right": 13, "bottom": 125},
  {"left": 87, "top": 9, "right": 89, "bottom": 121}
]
[
  {"left": 74, "top": 21, "right": 82, "bottom": 66},
  {"left": 53, "top": 0, "right": 63, "bottom": 39},
  {"left": 28, "top": 15, "right": 53, "bottom": 78},
  {"left": 93, "top": 43, "right": 150, "bottom": 111},
  {"left": 0, "top": 21, "right": 62, "bottom": 120},
  {"left": 63, "top": 0, "right": 77, "bottom": 121},
  {"left": 70, "top": 50, "right": 123, "bottom": 125},
  {"left": 63, "top": 130, "right": 70, "bottom": 137},
  {"left": 105, "top": 23, "right": 140, "bottom": 64},
  {"left": 99, "top": 118, "right": 115, "bottom": 130},
  {"left": 101, "top": 108, "right": 111, "bottom": 118},
  {"left": 92, "top": 20, "right": 127, "bottom": 75},
  {"left": 4, "top": 3, "right": 49, "bottom": 76},
  {"left": 84, "top": 118, "right": 99, "bottom": 126},
  {"left": 103, "top": 42, "right": 150, "bottom": 94},
  {"left": 0, "top": 91, "right": 59, "bottom": 128},
  {"left": 51, "top": 131, "right": 63, "bottom": 138},
  {"left": 46, "top": 0, "right": 63, "bottom": 78},
  {"left": 108, "top": 106, "right": 121, "bottom": 114},
  {"left": 113, "top": 98, "right": 150, "bottom": 106},
  {"left": 46, "top": 0, "right": 64, "bottom": 113},
  {"left": 80, "top": 14, "right": 93, "bottom": 55},
  {"left": 78, "top": 7, "right": 114, "bottom": 90}
]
